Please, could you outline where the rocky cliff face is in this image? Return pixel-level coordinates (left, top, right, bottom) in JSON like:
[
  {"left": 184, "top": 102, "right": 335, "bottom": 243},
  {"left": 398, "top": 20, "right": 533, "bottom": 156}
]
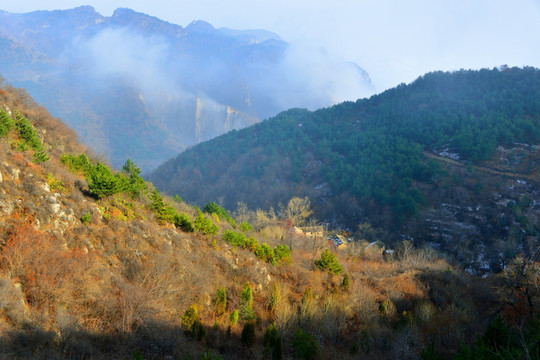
[
  {"left": 0, "top": 6, "right": 372, "bottom": 170},
  {"left": 408, "top": 145, "right": 540, "bottom": 274}
]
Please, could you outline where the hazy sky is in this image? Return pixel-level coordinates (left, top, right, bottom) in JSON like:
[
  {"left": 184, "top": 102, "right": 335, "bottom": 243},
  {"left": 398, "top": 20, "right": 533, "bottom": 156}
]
[{"left": 3, "top": 0, "right": 540, "bottom": 94}]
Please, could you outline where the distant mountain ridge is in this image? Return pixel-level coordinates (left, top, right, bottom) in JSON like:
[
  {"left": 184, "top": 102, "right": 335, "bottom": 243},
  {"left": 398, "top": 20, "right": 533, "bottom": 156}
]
[
  {"left": 0, "top": 6, "right": 373, "bottom": 170},
  {"left": 217, "top": 27, "right": 283, "bottom": 42}
]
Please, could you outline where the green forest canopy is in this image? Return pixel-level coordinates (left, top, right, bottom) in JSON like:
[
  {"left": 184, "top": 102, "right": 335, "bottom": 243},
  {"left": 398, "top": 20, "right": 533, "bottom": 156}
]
[{"left": 149, "top": 67, "right": 540, "bottom": 224}]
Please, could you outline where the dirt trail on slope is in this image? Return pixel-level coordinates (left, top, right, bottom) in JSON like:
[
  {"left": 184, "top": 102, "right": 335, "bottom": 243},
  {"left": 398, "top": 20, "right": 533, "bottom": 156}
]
[{"left": 423, "top": 152, "right": 539, "bottom": 182}]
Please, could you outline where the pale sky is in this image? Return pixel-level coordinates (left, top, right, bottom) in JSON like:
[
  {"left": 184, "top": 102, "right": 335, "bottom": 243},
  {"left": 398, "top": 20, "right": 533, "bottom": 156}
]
[{"left": 2, "top": 0, "right": 540, "bottom": 94}]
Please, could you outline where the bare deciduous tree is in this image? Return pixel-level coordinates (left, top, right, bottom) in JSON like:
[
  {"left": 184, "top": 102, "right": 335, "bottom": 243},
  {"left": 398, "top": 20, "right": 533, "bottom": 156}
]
[{"left": 279, "top": 196, "right": 313, "bottom": 226}]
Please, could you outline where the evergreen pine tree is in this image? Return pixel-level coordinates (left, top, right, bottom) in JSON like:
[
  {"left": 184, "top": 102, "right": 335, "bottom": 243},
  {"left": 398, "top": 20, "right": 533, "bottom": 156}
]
[
  {"left": 342, "top": 273, "right": 350, "bottom": 292},
  {"left": 32, "top": 148, "right": 49, "bottom": 163},
  {"left": 214, "top": 287, "right": 227, "bottom": 316},
  {"left": 87, "top": 162, "right": 127, "bottom": 198},
  {"left": 241, "top": 322, "right": 256, "bottom": 347},
  {"left": 239, "top": 282, "right": 255, "bottom": 320},
  {"left": 122, "top": 159, "right": 146, "bottom": 198},
  {"left": 0, "top": 109, "right": 14, "bottom": 137},
  {"left": 315, "top": 249, "right": 343, "bottom": 274},
  {"left": 264, "top": 324, "right": 283, "bottom": 360}
]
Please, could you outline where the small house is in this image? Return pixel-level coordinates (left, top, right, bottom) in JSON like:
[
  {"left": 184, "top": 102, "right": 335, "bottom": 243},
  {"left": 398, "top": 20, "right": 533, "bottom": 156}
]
[
  {"left": 300, "top": 225, "right": 324, "bottom": 238},
  {"left": 331, "top": 235, "right": 348, "bottom": 250},
  {"left": 291, "top": 226, "right": 304, "bottom": 235}
]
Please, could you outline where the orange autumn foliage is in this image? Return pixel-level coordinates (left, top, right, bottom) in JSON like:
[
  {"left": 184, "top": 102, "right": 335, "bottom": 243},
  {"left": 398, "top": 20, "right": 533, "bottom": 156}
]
[{"left": 1, "top": 223, "right": 94, "bottom": 310}]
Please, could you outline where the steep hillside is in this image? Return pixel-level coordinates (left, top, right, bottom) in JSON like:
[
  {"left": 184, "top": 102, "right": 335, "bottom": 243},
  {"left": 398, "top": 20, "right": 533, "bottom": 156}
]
[
  {"left": 150, "top": 67, "right": 540, "bottom": 272},
  {"left": 2, "top": 79, "right": 538, "bottom": 359},
  {"left": 0, "top": 6, "right": 372, "bottom": 170}
]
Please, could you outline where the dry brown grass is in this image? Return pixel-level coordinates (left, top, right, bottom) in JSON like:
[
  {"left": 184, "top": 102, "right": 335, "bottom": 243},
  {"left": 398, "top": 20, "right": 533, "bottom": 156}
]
[{"left": 0, "top": 82, "right": 503, "bottom": 358}]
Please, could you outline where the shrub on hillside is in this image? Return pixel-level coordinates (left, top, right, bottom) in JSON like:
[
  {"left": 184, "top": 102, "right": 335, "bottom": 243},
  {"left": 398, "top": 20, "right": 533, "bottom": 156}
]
[
  {"left": 222, "top": 230, "right": 290, "bottom": 265},
  {"left": 32, "top": 148, "right": 49, "bottom": 163},
  {"left": 0, "top": 276, "right": 29, "bottom": 327},
  {"left": 80, "top": 212, "right": 91, "bottom": 225},
  {"left": 268, "top": 282, "right": 283, "bottom": 314},
  {"left": 149, "top": 189, "right": 175, "bottom": 223},
  {"left": 61, "top": 154, "right": 149, "bottom": 200},
  {"left": 122, "top": 159, "right": 147, "bottom": 198},
  {"left": 14, "top": 110, "right": 42, "bottom": 151},
  {"left": 60, "top": 153, "right": 93, "bottom": 176},
  {"left": 204, "top": 201, "right": 236, "bottom": 228},
  {"left": 451, "top": 315, "right": 540, "bottom": 360},
  {"left": 239, "top": 283, "right": 255, "bottom": 321},
  {"left": 0, "top": 223, "right": 93, "bottom": 310},
  {"left": 148, "top": 189, "right": 195, "bottom": 231},
  {"left": 255, "top": 243, "right": 275, "bottom": 264},
  {"left": 214, "top": 287, "right": 227, "bottom": 316},
  {"left": 194, "top": 212, "right": 219, "bottom": 235},
  {"left": 241, "top": 322, "right": 256, "bottom": 347},
  {"left": 173, "top": 212, "right": 194, "bottom": 232},
  {"left": 229, "top": 310, "right": 239, "bottom": 327},
  {"left": 264, "top": 323, "right": 283, "bottom": 360},
  {"left": 11, "top": 110, "right": 49, "bottom": 163},
  {"left": 292, "top": 328, "right": 319, "bottom": 360},
  {"left": 222, "top": 229, "right": 257, "bottom": 250},
  {"left": 274, "top": 244, "right": 292, "bottom": 265},
  {"left": 342, "top": 273, "right": 350, "bottom": 292},
  {"left": 239, "top": 221, "right": 254, "bottom": 233},
  {"left": 182, "top": 304, "right": 205, "bottom": 340},
  {"left": 46, "top": 173, "right": 65, "bottom": 192},
  {"left": 315, "top": 249, "right": 343, "bottom": 274},
  {"left": 201, "top": 351, "right": 223, "bottom": 360},
  {"left": 0, "top": 109, "right": 14, "bottom": 137},
  {"left": 87, "top": 162, "right": 128, "bottom": 198}
]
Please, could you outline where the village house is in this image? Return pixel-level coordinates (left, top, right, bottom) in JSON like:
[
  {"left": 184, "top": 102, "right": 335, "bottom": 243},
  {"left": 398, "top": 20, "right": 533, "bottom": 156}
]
[
  {"left": 330, "top": 234, "right": 348, "bottom": 250},
  {"left": 299, "top": 225, "right": 324, "bottom": 238}
]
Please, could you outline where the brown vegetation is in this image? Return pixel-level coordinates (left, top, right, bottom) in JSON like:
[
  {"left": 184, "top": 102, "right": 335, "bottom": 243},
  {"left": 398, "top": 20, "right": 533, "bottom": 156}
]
[{"left": 0, "top": 80, "right": 538, "bottom": 359}]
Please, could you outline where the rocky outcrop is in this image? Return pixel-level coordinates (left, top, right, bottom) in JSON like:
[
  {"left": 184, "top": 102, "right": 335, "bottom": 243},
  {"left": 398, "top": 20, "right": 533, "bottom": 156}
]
[{"left": 0, "top": 196, "right": 14, "bottom": 216}]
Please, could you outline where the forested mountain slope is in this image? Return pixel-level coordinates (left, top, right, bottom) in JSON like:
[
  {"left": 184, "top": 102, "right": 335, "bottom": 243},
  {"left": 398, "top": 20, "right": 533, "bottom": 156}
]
[
  {"left": 150, "top": 67, "right": 540, "bottom": 270},
  {"left": 0, "top": 75, "right": 539, "bottom": 359}
]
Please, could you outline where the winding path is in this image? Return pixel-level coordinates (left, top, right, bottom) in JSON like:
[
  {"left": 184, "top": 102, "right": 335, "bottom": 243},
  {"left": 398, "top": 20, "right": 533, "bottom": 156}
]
[{"left": 423, "top": 151, "right": 538, "bottom": 182}]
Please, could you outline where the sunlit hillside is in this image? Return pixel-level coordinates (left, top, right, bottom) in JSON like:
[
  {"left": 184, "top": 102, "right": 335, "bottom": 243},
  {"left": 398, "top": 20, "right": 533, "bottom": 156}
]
[
  {"left": 150, "top": 67, "right": 540, "bottom": 275},
  {"left": 0, "top": 76, "right": 539, "bottom": 359}
]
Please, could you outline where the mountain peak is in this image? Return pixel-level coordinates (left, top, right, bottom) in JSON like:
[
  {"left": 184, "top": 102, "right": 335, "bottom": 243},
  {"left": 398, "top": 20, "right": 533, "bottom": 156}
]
[
  {"left": 186, "top": 20, "right": 216, "bottom": 34},
  {"left": 110, "top": 7, "right": 164, "bottom": 23},
  {"left": 0, "top": 6, "right": 372, "bottom": 171},
  {"left": 111, "top": 7, "right": 137, "bottom": 17},
  {"left": 109, "top": 7, "right": 183, "bottom": 34},
  {"left": 69, "top": 5, "right": 98, "bottom": 14}
]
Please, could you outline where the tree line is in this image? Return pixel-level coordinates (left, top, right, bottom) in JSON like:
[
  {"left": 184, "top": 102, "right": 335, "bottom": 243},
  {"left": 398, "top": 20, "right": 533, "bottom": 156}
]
[{"left": 149, "top": 66, "right": 540, "bottom": 227}]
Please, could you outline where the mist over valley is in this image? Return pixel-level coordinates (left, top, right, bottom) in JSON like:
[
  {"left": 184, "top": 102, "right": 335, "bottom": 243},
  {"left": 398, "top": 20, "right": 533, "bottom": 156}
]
[{"left": 0, "top": 6, "right": 372, "bottom": 170}]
